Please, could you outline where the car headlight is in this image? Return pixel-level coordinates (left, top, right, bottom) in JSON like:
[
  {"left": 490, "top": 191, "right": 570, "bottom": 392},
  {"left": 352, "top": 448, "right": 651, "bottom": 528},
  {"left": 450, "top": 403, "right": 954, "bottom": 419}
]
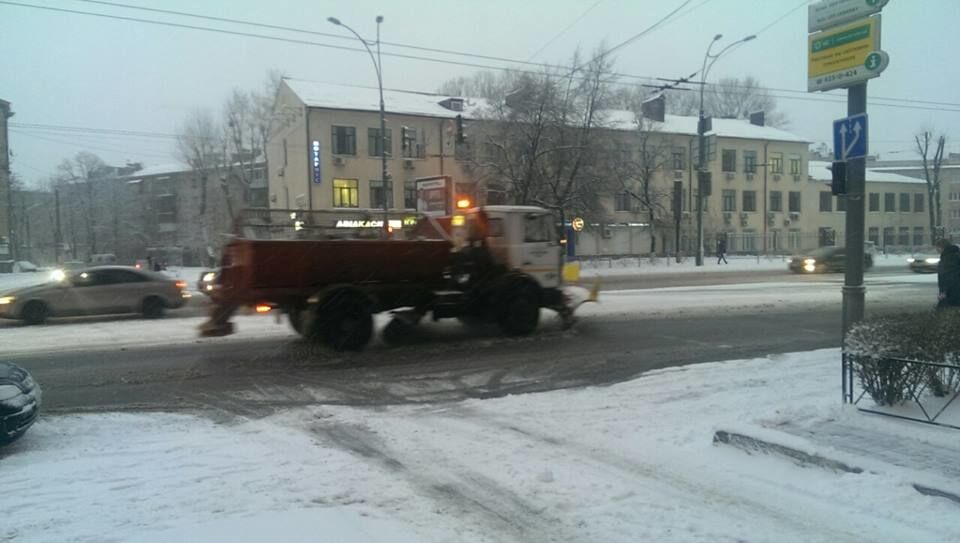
[
  {"left": 0, "top": 384, "right": 22, "bottom": 401},
  {"left": 906, "top": 258, "right": 915, "bottom": 263},
  {"left": 925, "top": 257, "right": 940, "bottom": 264},
  {"left": 202, "top": 272, "right": 216, "bottom": 283},
  {"left": 50, "top": 269, "right": 66, "bottom": 282},
  {"left": 803, "top": 258, "right": 816, "bottom": 265},
  {"left": 0, "top": 296, "right": 14, "bottom": 305}
]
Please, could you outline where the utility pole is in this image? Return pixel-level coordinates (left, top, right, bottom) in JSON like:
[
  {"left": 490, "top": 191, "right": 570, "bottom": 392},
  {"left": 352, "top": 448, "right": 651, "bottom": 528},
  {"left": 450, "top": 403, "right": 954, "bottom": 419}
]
[
  {"left": 54, "top": 188, "right": 62, "bottom": 265},
  {"left": 841, "top": 83, "right": 867, "bottom": 335}
]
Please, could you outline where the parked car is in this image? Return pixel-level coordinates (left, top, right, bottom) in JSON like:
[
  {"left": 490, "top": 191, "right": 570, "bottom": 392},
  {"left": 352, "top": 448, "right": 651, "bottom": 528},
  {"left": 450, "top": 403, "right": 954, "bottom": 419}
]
[
  {"left": 0, "top": 266, "right": 191, "bottom": 325},
  {"left": 0, "top": 361, "right": 41, "bottom": 446},
  {"left": 907, "top": 255, "right": 939, "bottom": 273},
  {"left": 788, "top": 246, "right": 874, "bottom": 274}
]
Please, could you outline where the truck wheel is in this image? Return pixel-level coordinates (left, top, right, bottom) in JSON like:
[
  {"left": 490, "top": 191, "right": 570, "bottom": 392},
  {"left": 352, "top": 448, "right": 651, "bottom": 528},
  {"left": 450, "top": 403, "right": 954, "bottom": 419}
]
[
  {"left": 287, "top": 307, "right": 305, "bottom": 335},
  {"left": 498, "top": 289, "right": 540, "bottom": 336},
  {"left": 314, "top": 292, "right": 373, "bottom": 351},
  {"left": 383, "top": 317, "right": 415, "bottom": 345}
]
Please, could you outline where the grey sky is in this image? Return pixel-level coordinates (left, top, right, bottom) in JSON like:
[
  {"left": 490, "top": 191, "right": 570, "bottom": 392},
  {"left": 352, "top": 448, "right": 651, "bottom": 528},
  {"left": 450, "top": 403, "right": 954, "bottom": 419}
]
[{"left": 2, "top": 0, "right": 958, "bottom": 186}]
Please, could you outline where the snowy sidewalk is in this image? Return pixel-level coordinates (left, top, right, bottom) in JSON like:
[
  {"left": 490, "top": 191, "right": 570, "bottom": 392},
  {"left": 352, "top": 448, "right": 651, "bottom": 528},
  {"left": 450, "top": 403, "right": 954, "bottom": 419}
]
[{"left": 3, "top": 348, "right": 959, "bottom": 542}]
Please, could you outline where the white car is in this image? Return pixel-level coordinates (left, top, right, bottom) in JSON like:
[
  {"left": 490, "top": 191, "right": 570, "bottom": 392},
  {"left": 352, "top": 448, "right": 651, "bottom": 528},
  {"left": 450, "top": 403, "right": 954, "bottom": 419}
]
[{"left": 0, "top": 266, "right": 191, "bottom": 325}]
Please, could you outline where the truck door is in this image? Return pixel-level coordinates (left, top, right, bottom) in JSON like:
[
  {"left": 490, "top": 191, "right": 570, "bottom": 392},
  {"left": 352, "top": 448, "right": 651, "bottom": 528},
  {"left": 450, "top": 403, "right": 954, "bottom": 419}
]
[{"left": 520, "top": 212, "right": 561, "bottom": 288}]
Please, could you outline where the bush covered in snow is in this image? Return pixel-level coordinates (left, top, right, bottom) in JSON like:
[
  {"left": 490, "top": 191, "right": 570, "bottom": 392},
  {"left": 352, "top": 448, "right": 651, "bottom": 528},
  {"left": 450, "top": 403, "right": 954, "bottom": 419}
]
[{"left": 845, "top": 311, "right": 960, "bottom": 406}]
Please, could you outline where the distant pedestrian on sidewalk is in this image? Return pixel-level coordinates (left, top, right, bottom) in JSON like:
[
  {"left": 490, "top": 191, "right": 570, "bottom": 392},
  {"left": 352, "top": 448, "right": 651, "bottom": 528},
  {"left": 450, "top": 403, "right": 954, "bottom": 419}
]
[
  {"left": 936, "top": 238, "right": 960, "bottom": 310},
  {"left": 716, "top": 237, "right": 728, "bottom": 264}
]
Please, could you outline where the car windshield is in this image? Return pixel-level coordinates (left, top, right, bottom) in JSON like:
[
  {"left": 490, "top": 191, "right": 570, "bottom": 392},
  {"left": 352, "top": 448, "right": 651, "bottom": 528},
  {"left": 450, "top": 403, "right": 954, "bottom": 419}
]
[{"left": 2, "top": 2, "right": 957, "bottom": 541}]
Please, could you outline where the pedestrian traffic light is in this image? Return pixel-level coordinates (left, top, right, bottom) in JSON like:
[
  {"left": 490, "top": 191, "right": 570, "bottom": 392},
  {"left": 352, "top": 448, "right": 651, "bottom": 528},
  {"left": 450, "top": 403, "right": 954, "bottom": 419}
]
[
  {"left": 831, "top": 161, "right": 847, "bottom": 195},
  {"left": 697, "top": 171, "right": 712, "bottom": 196}
]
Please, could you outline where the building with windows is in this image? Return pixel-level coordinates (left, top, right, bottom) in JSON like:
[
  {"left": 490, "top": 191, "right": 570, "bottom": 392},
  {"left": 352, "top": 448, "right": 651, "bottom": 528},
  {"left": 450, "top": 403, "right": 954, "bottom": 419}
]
[
  {"left": 0, "top": 99, "right": 12, "bottom": 260},
  {"left": 267, "top": 78, "right": 473, "bottom": 215},
  {"left": 803, "top": 161, "right": 930, "bottom": 252},
  {"left": 866, "top": 155, "right": 960, "bottom": 241}
]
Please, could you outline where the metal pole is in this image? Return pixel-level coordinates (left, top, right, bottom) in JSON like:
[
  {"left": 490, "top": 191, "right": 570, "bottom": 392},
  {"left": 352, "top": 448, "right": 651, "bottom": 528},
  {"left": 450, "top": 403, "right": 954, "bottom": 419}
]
[
  {"left": 376, "top": 16, "right": 388, "bottom": 237},
  {"left": 842, "top": 82, "right": 867, "bottom": 337},
  {"left": 54, "top": 188, "right": 62, "bottom": 264}
]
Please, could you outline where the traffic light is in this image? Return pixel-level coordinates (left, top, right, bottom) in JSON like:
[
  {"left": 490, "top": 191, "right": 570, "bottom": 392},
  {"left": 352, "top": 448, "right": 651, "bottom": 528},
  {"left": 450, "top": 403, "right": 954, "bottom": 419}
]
[
  {"left": 455, "top": 114, "right": 466, "bottom": 144},
  {"left": 697, "top": 171, "right": 712, "bottom": 196},
  {"left": 830, "top": 161, "right": 847, "bottom": 195}
]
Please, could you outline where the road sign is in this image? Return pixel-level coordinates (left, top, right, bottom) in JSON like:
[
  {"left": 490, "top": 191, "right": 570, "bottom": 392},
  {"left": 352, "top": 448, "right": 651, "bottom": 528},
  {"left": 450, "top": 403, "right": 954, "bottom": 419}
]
[
  {"left": 808, "top": 0, "right": 888, "bottom": 33},
  {"left": 571, "top": 217, "right": 584, "bottom": 232},
  {"left": 833, "top": 113, "right": 868, "bottom": 161},
  {"left": 808, "top": 15, "right": 887, "bottom": 92}
]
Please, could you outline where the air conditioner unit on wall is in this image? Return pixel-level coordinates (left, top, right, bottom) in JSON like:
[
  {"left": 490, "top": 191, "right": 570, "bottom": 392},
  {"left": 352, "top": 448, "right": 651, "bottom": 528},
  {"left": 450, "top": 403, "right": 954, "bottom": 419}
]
[
  {"left": 602, "top": 226, "right": 613, "bottom": 239},
  {"left": 725, "top": 172, "right": 735, "bottom": 180},
  {"left": 674, "top": 170, "right": 683, "bottom": 179},
  {"left": 723, "top": 212, "right": 732, "bottom": 224},
  {"left": 403, "top": 159, "right": 415, "bottom": 169},
  {"left": 333, "top": 156, "right": 345, "bottom": 166},
  {"left": 783, "top": 218, "right": 791, "bottom": 226},
  {"left": 790, "top": 212, "right": 800, "bottom": 220},
  {"left": 773, "top": 174, "right": 782, "bottom": 181},
  {"left": 746, "top": 173, "right": 754, "bottom": 181},
  {"left": 276, "top": 167, "right": 285, "bottom": 177},
  {"left": 793, "top": 174, "right": 801, "bottom": 182}
]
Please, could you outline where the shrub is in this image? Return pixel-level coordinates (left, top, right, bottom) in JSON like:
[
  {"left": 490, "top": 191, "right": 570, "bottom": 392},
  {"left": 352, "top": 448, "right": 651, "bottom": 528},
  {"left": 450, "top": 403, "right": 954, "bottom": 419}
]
[{"left": 845, "top": 311, "right": 960, "bottom": 406}]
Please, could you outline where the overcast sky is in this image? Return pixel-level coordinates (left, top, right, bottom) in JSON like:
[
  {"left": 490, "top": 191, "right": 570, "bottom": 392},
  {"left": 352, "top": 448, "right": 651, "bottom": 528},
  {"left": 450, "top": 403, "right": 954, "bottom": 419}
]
[{"left": 2, "top": 0, "right": 959, "bottom": 187}]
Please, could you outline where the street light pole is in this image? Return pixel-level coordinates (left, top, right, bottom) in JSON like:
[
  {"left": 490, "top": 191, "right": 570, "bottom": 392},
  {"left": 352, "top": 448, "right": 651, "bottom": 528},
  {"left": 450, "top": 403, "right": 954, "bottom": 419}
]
[
  {"left": 328, "top": 15, "right": 389, "bottom": 238},
  {"left": 695, "top": 33, "right": 756, "bottom": 266}
]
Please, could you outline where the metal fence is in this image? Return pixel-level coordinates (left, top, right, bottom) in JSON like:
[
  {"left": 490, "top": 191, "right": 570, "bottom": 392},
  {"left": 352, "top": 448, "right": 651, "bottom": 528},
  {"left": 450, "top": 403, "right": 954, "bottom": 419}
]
[{"left": 843, "top": 353, "right": 960, "bottom": 430}]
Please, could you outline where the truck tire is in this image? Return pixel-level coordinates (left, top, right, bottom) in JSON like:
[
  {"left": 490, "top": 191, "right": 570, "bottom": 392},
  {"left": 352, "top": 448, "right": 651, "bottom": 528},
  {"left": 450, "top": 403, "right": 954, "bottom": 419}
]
[
  {"left": 22, "top": 301, "right": 50, "bottom": 325},
  {"left": 287, "top": 307, "right": 305, "bottom": 336},
  {"left": 497, "top": 286, "right": 540, "bottom": 336},
  {"left": 312, "top": 291, "right": 373, "bottom": 351}
]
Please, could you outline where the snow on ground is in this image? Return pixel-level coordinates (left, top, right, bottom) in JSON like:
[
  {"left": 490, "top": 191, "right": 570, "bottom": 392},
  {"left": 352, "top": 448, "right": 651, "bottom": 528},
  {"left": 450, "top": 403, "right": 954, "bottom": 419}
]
[
  {"left": 3, "top": 349, "right": 958, "bottom": 542},
  {"left": 580, "top": 253, "right": 913, "bottom": 277},
  {"left": 0, "top": 274, "right": 937, "bottom": 356}
]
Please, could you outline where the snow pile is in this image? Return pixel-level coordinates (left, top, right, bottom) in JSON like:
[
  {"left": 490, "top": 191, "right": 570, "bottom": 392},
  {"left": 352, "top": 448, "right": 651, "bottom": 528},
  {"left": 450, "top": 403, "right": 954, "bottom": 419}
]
[{"left": 3, "top": 349, "right": 958, "bottom": 542}]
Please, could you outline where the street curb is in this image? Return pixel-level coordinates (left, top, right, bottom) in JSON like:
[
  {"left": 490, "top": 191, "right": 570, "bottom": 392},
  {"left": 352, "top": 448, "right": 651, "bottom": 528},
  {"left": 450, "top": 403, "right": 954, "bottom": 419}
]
[{"left": 714, "top": 430, "right": 960, "bottom": 506}]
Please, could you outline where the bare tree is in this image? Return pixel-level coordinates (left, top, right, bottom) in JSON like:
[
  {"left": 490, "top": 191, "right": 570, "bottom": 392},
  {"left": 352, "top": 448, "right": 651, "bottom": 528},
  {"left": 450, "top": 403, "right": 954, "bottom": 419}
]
[
  {"left": 55, "top": 151, "right": 108, "bottom": 257},
  {"left": 916, "top": 131, "right": 947, "bottom": 243},
  {"left": 614, "top": 112, "right": 671, "bottom": 254},
  {"left": 668, "top": 76, "right": 788, "bottom": 127},
  {"left": 437, "top": 70, "right": 506, "bottom": 100}
]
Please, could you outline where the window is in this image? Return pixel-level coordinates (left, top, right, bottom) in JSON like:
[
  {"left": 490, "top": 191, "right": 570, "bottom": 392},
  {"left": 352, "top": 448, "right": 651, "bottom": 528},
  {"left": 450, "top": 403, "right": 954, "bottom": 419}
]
[
  {"left": 868, "top": 227, "right": 879, "bottom": 245},
  {"left": 769, "top": 191, "right": 782, "bottom": 212},
  {"left": 788, "top": 191, "right": 801, "bottom": 213},
  {"left": 742, "top": 190, "right": 756, "bottom": 212},
  {"left": 819, "top": 192, "right": 833, "bottom": 212},
  {"left": 524, "top": 214, "right": 554, "bottom": 242},
  {"left": 914, "top": 193, "right": 925, "bottom": 213},
  {"left": 743, "top": 150, "right": 757, "bottom": 174},
  {"left": 367, "top": 128, "right": 393, "bottom": 157},
  {"left": 884, "top": 193, "right": 896, "bottom": 212},
  {"left": 672, "top": 147, "right": 686, "bottom": 170},
  {"left": 837, "top": 195, "right": 847, "bottom": 212},
  {"left": 401, "top": 127, "right": 425, "bottom": 158},
  {"left": 869, "top": 193, "right": 880, "bottom": 212},
  {"left": 883, "top": 227, "right": 895, "bottom": 247},
  {"left": 722, "top": 149, "right": 737, "bottom": 172},
  {"left": 789, "top": 155, "right": 801, "bottom": 175},
  {"left": 614, "top": 191, "right": 631, "bottom": 212},
  {"left": 101, "top": 269, "right": 147, "bottom": 284},
  {"left": 951, "top": 192, "right": 960, "bottom": 202},
  {"left": 369, "top": 179, "right": 393, "bottom": 209},
  {"left": 742, "top": 231, "right": 757, "bottom": 251},
  {"left": 721, "top": 190, "right": 736, "bottom": 212},
  {"left": 913, "top": 227, "right": 925, "bottom": 246},
  {"left": 681, "top": 188, "right": 688, "bottom": 212},
  {"left": 788, "top": 229, "right": 802, "bottom": 249},
  {"left": 770, "top": 152, "right": 783, "bottom": 174},
  {"left": 331, "top": 126, "right": 356, "bottom": 155},
  {"left": 156, "top": 194, "right": 176, "bottom": 223},
  {"left": 404, "top": 181, "right": 417, "bottom": 209},
  {"left": 898, "top": 227, "right": 910, "bottom": 246},
  {"left": 899, "top": 193, "right": 911, "bottom": 212},
  {"left": 333, "top": 178, "right": 359, "bottom": 208},
  {"left": 818, "top": 227, "right": 836, "bottom": 247},
  {"left": 283, "top": 138, "right": 288, "bottom": 166}
]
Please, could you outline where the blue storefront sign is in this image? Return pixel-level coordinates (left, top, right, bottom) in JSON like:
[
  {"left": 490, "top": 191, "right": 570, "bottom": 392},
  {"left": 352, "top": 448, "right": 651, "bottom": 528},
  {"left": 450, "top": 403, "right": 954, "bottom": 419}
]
[{"left": 312, "top": 140, "right": 322, "bottom": 184}]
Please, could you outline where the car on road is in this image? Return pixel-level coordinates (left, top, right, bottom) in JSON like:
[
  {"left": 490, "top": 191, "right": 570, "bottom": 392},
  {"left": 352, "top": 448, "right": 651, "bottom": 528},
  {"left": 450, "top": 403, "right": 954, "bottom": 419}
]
[
  {"left": 907, "top": 255, "right": 939, "bottom": 273},
  {"left": 0, "top": 266, "right": 191, "bottom": 325},
  {"left": 0, "top": 361, "right": 41, "bottom": 446},
  {"left": 197, "top": 269, "right": 218, "bottom": 295},
  {"left": 788, "top": 246, "right": 874, "bottom": 274}
]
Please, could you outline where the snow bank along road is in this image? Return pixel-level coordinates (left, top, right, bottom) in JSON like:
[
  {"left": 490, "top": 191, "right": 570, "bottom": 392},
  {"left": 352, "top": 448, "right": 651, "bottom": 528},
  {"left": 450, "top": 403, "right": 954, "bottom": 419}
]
[
  {"left": 2, "top": 272, "right": 937, "bottom": 414},
  {"left": 3, "top": 349, "right": 956, "bottom": 542}
]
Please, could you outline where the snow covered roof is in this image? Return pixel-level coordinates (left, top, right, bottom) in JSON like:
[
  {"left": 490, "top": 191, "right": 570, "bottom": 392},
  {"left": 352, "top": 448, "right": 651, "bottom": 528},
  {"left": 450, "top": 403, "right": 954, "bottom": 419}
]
[
  {"left": 809, "top": 161, "right": 926, "bottom": 184},
  {"left": 603, "top": 110, "right": 809, "bottom": 143},
  {"left": 870, "top": 164, "right": 960, "bottom": 171},
  {"left": 284, "top": 78, "right": 808, "bottom": 143},
  {"left": 284, "top": 78, "right": 483, "bottom": 119},
  {"left": 128, "top": 163, "right": 189, "bottom": 178}
]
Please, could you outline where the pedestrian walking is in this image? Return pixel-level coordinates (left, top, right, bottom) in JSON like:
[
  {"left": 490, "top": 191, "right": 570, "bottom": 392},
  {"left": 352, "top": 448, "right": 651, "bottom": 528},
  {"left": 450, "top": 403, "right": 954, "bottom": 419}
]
[
  {"left": 936, "top": 238, "right": 960, "bottom": 310},
  {"left": 716, "top": 237, "right": 728, "bottom": 265}
]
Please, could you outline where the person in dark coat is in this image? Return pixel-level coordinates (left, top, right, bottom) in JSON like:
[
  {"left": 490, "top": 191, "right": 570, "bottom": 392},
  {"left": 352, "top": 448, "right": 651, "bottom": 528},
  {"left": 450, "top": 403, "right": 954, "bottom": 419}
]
[
  {"left": 716, "top": 237, "right": 728, "bottom": 264},
  {"left": 936, "top": 238, "right": 960, "bottom": 309}
]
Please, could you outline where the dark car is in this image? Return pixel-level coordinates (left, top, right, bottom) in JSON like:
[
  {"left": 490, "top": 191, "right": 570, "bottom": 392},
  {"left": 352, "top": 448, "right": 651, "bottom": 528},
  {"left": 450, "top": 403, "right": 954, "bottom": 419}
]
[
  {"left": 788, "top": 246, "right": 874, "bottom": 274},
  {"left": 0, "top": 362, "right": 41, "bottom": 446}
]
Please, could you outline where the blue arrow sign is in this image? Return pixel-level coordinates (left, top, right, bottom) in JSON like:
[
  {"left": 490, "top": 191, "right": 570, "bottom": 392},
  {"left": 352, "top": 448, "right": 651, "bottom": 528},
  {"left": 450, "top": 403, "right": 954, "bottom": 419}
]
[{"left": 833, "top": 113, "right": 868, "bottom": 161}]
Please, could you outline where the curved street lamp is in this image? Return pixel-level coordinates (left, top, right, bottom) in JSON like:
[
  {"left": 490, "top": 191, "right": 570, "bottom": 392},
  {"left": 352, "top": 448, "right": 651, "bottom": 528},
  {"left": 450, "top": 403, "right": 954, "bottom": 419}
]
[
  {"left": 695, "top": 33, "right": 756, "bottom": 266},
  {"left": 328, "top": 16, "right": 389, "bottom": 236}
]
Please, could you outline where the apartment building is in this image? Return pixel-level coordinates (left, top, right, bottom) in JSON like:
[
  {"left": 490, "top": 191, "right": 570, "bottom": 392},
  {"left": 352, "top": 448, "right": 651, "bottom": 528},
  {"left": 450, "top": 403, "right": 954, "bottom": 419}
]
[{"left": 866, "top": 155, "right": 960, "bottom": 240}]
